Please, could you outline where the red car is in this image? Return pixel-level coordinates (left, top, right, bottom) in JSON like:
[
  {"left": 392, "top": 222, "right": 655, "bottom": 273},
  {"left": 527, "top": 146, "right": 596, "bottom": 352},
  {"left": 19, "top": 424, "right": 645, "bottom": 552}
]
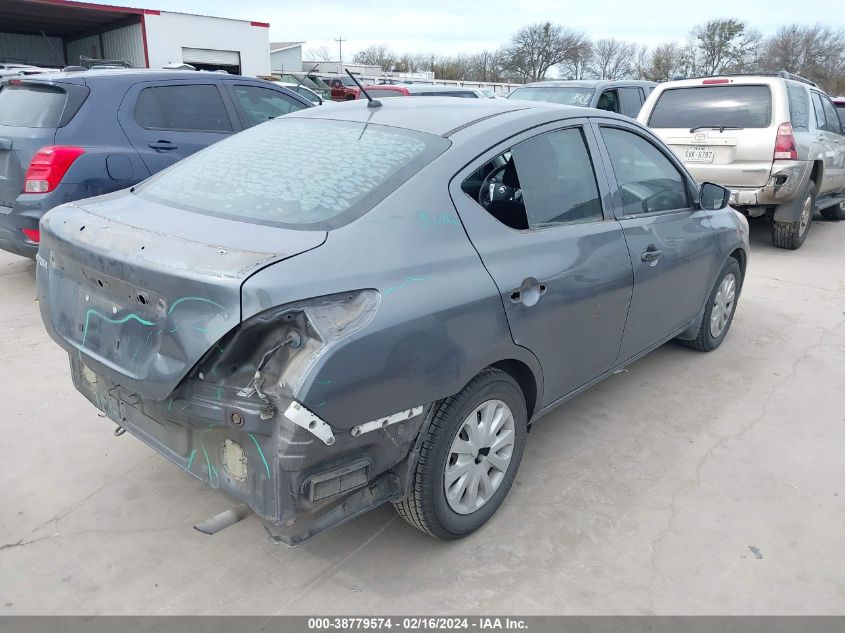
[{"left": 325, "top": 76, "right": 359, "bottom": 101}]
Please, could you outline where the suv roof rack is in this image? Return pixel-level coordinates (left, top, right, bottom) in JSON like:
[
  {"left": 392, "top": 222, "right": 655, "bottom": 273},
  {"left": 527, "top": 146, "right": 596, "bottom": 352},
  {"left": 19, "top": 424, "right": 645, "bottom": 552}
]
[{"left": 680, "top": 71, "right": 817, "bottom": 87}]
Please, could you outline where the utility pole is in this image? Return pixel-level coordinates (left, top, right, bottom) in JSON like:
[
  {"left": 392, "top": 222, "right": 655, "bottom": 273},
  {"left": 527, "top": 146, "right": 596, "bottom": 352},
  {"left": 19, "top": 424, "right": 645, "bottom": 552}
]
[{"left": 334, "top": 37, "right": 345, "bottom": 75}]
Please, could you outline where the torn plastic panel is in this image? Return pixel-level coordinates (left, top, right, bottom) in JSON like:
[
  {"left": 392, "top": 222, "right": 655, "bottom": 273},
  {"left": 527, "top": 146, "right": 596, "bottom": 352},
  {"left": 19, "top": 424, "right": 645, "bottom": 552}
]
[{"left": 191, "top": 289, "right": 380, "bottom": 426}]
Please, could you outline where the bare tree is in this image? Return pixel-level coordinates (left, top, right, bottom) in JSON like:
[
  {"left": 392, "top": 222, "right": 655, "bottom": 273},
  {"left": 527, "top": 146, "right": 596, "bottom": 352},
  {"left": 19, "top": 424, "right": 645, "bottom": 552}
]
[
  {"left": 689, "top": 18, "right": 761, "bottom": 75},
  {"left": 590, "top": 38, "right": 637, "bottom": 79},
  {"left": 641, "top": 42, "right": 689, "bottom": 82},
  {"left": 352, "top": 45, "right": 398, "bottom": 71},
  {"left": 306, "top": 45, "right": 332, "bottom": 61},
  {"left": 760, "top": 24, "right": 845, "bottom": 93},
  {"left": 503, "top": 22, "right": 589, "bottom": 81},
  {"left": 558, "top": 36, "right": 593, "bottom": 79}
]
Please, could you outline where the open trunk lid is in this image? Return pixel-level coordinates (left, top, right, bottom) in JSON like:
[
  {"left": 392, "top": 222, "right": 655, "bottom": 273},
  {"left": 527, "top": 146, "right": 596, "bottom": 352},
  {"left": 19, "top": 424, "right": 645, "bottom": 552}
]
[
  {"left": 37, "top": 191, "right": 326, "bottom": 401},
  {"left": 646, "top": 83, "right": 776, "bottom": 188}
]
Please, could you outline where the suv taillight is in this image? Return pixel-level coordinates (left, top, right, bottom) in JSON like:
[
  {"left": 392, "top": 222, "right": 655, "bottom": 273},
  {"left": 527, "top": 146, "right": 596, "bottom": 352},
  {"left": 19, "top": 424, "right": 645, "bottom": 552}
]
[
  {"left": 23, "top": 146, "right": 85, "bottom": 193},
  {"left": 774, "top": 123, "right": 797, "bottom": 160}
]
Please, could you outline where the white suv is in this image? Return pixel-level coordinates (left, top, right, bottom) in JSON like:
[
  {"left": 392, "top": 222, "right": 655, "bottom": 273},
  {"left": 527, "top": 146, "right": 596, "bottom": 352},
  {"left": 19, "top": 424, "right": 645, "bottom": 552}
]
[{"left": 638, "top": 72, "right": 845, "bottom": 249}]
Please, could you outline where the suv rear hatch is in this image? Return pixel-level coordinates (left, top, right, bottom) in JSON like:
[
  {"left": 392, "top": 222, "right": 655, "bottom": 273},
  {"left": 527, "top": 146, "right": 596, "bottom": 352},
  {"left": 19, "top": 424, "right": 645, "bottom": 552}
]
[
  {"left": 38, "top": 192, "right": 326, "bottom": 402},
  {"left": 0, "top": 79, "right": 88, "bottom": 210},
  {"left": 646, "top": 83, "right": 775, "bottom": 188}
]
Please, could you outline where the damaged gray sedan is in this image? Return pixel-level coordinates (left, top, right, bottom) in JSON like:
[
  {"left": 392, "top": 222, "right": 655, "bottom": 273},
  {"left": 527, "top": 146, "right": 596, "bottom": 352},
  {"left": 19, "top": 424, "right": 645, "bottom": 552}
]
[{"left": 37, "top": 98, "right": 749, "bottom": 544}]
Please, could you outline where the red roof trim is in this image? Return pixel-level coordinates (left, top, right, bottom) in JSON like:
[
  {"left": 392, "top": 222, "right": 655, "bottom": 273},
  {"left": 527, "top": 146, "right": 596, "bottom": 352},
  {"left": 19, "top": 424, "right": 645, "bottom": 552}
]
[
  {"left": 250, "top": 21, "right": 270, "bottom": 28},
  {"left": 28, "top": 0, "right": 147, "bottom": 15}
]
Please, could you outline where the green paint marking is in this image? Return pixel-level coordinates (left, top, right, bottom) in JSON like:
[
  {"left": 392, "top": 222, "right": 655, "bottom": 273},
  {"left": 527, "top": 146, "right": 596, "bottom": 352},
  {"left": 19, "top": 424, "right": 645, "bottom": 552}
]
[
  {"left": 168, "top": 327, "right": 178, "bottom": 334},
  {"left": 216, "top": 344, "right": 224, "bottom": 355},
  {"left": 201, "top": 446, "right": 219, "bottom": 488},
  {"left": 314, "top": 379, "right": 332, "bottom": 385},
  {"left": 215, "top": 387, "right": 222, "bottom": 400},
  {"left": 248, "top": 433, "right": 272, "bottom": 479},
  {"left": 167, "top": 398, "right": 173, "bottom": 411},
  {"left": 80, "top": 309, "right": 155, "bottom": 349},
  {"left": 192, "top": 326, "right": 208, "bottom": 334},
  {"left": 167, "top": 296, "right": 227, "bottom": 316},
  {"left": 186, "top": 449, "right": 196, "bottom": 471},
  {"left": 315, "top": 401, "right": 327, "bottom": 407},
  {"left": 383, "top": 275, "right": 429, "bottom": 297}
]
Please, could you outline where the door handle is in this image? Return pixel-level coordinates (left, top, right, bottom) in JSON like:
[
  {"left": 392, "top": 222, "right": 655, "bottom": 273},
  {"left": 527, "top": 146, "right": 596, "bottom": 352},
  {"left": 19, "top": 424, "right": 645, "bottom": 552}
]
[
  {"left": 510, "top": 277, "right": 547, "bottom": 307},
  {"left": 148, "top": 140, "right": 178, "bottom": 151},
  {"left": 641, "top": 245, "right": 663, "bottom": 264}
]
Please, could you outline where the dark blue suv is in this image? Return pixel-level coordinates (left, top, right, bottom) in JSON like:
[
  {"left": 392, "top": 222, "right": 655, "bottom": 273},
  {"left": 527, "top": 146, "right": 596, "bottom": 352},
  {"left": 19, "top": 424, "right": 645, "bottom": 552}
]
[{"left": 0, "top": 69, "right": 312, "bottom": 258}]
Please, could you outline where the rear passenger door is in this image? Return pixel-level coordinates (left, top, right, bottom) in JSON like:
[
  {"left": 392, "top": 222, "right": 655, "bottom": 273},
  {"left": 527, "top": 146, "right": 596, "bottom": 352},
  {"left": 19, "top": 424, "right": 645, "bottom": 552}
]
[
  {"left": 119, "top": 81, "right": 238, "bottom": 175},
  {"left": 814, "top": 92, "right": 845, "bottom": 193},
  {"left": 449, "top": 120, "right": 634, "bottom": 405},
  {"left": 591, "top": 119, "right": 716, "bottom": 361}
]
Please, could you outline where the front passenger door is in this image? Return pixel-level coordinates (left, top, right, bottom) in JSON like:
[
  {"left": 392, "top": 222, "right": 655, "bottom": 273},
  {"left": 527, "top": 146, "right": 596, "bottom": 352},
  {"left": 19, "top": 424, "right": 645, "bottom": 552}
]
[{"left": 593, "top": 121, "right": 716, "bottom": 361}]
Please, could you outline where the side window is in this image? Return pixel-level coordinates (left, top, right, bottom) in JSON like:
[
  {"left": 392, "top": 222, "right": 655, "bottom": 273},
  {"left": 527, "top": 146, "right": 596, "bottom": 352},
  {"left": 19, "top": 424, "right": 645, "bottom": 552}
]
[
  {"left": 231, "top": 85, "right": 305, "bottom": 128},
  {"left": 820, "top": 96, "right": 843, "bottom": 135},
  {"left": 811, "top": 93, "right": 827, "bottom": 130},
  {"left": 600, "top": 126, "right": 689, "bottom": 216},
  {"left": 133, "top": 85, "right": 232, "bottom": 132},
  {"left": 596, "top": 90, "right": 619, "bottom": 113},
  {"left": 786, "top": 82, "right": 810, "bottom": 131},
  {"left": 462, "top": 127, "right": 603, "bottom": 230},
  {"left": 618, "top": 87, "right": 643, "bottom": 117}
]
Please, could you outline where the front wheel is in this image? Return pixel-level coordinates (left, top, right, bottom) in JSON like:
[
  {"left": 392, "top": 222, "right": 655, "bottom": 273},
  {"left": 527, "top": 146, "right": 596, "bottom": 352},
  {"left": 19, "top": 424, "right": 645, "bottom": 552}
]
[
  {"left": 394, "top": 368, "right": 527, "bottom": 539},
  {"left": 678, "top": 258, "right": 742, "bottom": 352}
]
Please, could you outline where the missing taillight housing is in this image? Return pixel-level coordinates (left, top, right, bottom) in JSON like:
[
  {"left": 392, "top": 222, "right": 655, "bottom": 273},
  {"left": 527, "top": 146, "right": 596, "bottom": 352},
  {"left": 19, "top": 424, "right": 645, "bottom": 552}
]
[
  {"left": 774, "top": 123, "right": 797, "bottom": 160},
  {"left": 23, "top": 146, "right": 85, "bottom": 194}
]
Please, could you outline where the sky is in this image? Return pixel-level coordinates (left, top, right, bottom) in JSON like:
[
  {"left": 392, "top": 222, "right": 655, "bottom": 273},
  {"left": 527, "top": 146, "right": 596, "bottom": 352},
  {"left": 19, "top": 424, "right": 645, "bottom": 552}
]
[{"left": 93, "top": 0, "right": 843, "bottom": 58}]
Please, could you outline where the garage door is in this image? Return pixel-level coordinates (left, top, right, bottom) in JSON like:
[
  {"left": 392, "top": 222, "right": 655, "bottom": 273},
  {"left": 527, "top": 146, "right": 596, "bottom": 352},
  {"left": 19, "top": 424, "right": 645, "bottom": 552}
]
[{"left": 181, "top": 47, "right": 240, "bottom": 66}]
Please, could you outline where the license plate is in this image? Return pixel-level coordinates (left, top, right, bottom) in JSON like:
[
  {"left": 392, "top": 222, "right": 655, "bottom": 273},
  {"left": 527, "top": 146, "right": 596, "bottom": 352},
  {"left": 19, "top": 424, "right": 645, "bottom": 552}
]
[{"left": 683, "top": 146, "right": 714, "bottom": 163}]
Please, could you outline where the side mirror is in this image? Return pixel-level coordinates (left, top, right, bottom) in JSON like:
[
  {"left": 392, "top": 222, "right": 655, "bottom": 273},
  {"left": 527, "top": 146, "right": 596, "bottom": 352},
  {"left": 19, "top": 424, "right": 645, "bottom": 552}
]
[{"left": 700, "top": 182, "right": 729, "bottom": 210}]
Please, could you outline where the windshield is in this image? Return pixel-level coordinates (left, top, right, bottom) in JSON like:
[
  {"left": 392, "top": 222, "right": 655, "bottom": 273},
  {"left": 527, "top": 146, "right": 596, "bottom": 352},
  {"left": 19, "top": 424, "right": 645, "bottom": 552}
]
[
  {"left": 0, "top": 83, "right": 67, "bottom": 127},
  {"left": 649, "top": 85, "right": 772, "bottom": 129},
  {"left": 135, "top": 117, "right": 450, "bottom": 230},
  {"left": 508, "top": 86, "right": 595, "bottom": 106}
]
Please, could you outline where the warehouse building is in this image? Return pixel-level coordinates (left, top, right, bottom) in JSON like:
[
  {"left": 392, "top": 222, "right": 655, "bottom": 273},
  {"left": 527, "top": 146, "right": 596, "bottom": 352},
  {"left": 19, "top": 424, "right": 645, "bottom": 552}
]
[
  {"left": 269, "top": 41, "right": 304, "bottom": 74},
  {"left": 0, "top": 0, "right": 271, "bottom": 76}
]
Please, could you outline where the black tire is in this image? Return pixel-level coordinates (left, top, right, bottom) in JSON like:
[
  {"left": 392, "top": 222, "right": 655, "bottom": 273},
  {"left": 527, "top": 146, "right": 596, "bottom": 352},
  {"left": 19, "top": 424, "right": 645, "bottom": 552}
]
[
  {"left": 394, "top": 368, "right": 527, "bottom": 539},
  {"left": 679, "top": 258, "right": 742, "bottom": 352},
  {"left": 772, "top": 180, "right": 816, "bottom": 249},
  {"left": 820, "top": 201, "right": 845, "bottom": 221}
]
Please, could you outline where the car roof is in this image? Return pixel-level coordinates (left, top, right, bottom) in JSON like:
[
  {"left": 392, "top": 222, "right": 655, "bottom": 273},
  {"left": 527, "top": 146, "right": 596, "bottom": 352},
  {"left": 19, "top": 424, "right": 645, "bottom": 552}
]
[
  {"left": 286, "top": 96, "right": 614, "bottom": 136},
  {"left": 11, "top": 69, "right": 258, "bottom": 85},
  {"left": 519, "top": 79, "right": 657, "bottom": 89}
]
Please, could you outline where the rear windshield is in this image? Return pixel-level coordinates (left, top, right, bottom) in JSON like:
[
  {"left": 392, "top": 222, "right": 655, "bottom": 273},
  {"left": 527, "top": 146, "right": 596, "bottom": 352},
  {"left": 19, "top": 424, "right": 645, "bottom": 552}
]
[
  {"left": 0, "top": 83, "right": 67, "bottom": 128},
  {"left": 135, "top": 117, "right": 450, "bottom": 230},
  {"left": 649, "top": 85, "right": 772, "bottom": 129},
  {"left": 508, "top": 86, "right": 594, "bottom": 106}
]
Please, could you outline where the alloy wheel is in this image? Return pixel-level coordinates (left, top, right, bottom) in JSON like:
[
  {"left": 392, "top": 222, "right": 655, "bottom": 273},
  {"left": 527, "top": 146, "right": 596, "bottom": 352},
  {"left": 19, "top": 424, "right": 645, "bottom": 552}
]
[{"left": 709, "top": 272, "right": 737, "bottom": 339}]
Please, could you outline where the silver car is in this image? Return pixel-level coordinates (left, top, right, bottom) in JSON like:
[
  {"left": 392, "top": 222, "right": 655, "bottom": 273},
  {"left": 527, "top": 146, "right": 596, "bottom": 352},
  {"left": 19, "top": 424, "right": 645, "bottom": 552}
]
[{"left": 639, "top": 72, "right": 845, "bottom": 249}]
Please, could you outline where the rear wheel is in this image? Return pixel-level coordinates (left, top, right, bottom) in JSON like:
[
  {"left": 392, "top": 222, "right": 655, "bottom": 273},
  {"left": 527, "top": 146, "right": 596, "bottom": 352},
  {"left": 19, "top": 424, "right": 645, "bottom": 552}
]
[
  {"left": 772, "top": 180, "right": 815, "bottom": 249},
  {"left": 679, "top": 258, "right": 742, "bottom": 352},
  {"left": 394, "top": 368, "right": 527, "bottom": 539},
  {"left": 820, "top": 201, "right": 845, "bottom": 221}
]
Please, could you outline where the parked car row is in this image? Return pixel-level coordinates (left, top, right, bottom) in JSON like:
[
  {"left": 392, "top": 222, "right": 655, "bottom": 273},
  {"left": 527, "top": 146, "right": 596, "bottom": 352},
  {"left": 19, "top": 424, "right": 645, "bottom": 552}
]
[{"left": 0, "top": 69, "right": 314, "bottom": 257}]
